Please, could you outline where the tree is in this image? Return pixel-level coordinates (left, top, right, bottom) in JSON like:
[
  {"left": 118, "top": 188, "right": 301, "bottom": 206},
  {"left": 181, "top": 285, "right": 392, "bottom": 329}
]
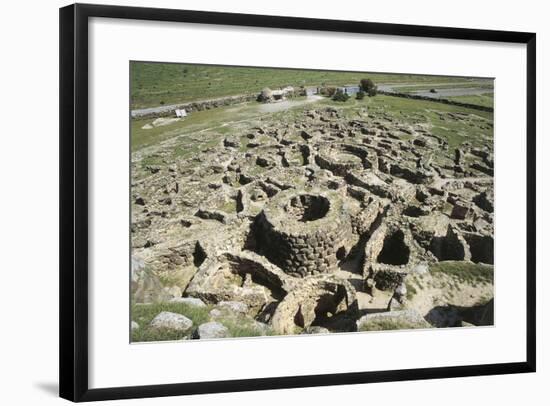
[
  {"left": 360, "top": 78, "right": 378, "bottom": 96},
  {"left": 332, "top": 89, "right": 350, "bottom": 102},
  {"left": 356, "top": 90, "right": 365, "bottom": 100}
]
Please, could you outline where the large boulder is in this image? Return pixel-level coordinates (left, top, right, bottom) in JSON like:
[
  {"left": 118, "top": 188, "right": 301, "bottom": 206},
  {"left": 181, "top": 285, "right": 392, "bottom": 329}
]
[
  {"left": 193, "top": 322, "right": 229, "bottom": 339},
  {"left": 149, "top": 312, "right": 193, "bottom": 332},
  {"left": 217, "top": 301, "right": 249, "bottom": 314},
  {"left": 169, "top": 297, "right": 207, "bottom": 307}
]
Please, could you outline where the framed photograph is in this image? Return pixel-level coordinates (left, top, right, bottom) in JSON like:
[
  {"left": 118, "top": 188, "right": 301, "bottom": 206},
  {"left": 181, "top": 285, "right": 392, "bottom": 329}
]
[{"left": 59, "top": 3, "right": 536, "bottom": 402}]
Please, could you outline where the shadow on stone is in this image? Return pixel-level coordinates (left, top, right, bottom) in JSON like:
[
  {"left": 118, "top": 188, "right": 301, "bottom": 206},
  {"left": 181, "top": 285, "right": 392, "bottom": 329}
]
[{"left": 425, "top": 298, "right": 494, "bottom": 327}]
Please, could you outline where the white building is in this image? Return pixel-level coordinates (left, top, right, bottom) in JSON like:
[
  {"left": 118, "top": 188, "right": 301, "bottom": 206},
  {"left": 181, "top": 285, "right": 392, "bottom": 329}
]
[{"left": 175, "top": 108, "right": 187, "bottom": 118}]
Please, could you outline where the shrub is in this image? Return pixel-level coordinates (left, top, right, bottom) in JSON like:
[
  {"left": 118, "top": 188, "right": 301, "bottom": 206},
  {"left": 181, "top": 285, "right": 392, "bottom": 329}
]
[
  {"left": 356, "top": 90, "right": 365, "bottom": 100},
  {"left": 332, "top": 89, "right": 350, "bottom": 102},
  {"left": 360, "top": 78, "right": 378, "bottom": 96}
]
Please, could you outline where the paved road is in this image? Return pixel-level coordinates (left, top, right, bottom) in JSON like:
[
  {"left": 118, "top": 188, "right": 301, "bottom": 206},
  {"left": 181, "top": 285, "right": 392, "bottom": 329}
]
[{"left": 378, "top": 83, "right": 494, "bottom": 99}]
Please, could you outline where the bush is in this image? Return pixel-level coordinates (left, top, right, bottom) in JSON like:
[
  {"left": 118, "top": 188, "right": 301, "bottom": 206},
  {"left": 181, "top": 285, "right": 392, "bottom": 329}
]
[
  {"left": 356, "top": 90, "right": 365, "bottom": 100},
  {"left": 360, "top": 78, "right": 378, "bottom": 96},
  {"left": 332, "top": 89, "right": 350, "bottom": 102}
]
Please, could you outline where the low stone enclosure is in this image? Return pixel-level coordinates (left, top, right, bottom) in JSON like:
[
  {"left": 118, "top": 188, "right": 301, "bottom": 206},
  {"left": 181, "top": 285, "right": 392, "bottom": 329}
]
[{"left": 131, "top": 104, "right": 495, "bottom": 338}]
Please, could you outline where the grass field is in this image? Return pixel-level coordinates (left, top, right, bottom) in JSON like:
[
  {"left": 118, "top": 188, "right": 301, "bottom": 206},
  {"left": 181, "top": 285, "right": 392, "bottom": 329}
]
[
  {"left": 131, "top": 62, "right": 486, "bottom": 109},
  {"left": 131, "top": 101, "right": 266, "bottom": 151},
  {"left": 391, "top": 82, "right": 494, "bottom": 93},
  {"left": 445, "top": 93, "right": 494, "bottom": 109}
]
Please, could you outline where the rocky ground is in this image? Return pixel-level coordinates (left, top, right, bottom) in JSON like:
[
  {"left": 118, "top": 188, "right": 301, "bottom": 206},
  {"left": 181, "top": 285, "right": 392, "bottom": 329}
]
[{"left": 130, "top": 96, "right": 494, "bottom": 342}]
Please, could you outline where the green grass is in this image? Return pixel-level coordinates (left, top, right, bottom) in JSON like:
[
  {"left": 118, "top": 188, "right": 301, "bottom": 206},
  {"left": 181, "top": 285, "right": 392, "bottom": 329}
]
[
  {"left": 131, "top": 301, "right": 274, "bottom": 342},
  {"left": 132, "top": 95, "right": 329, "bottom": 152},
  {"left": 405, "top": 281, "right": 418, "bottom": 300},
  {"left": 218, "top": 199, "right": 237, "bottom": 213},
  {"left": 131, "top": 302, "right": 212, "bottom": 342},
  {"left": 220, "top": 318, "right": 273, "bottom": 338},
  {"left": 140, "top": 155, "right": 165, "bottom": 166},
  {"left": 430, "top": 261, "right": 494, "bottom": 285},
  {"left": 131, "top": 62, "right": 484, "bottom": 109},
  {"left": 358, "top": 318, "right": 426, "bottom": 332},
  {"left": 445, "top": 93, "right": 494, "bottom": 109},
  {"left": 392, "top": 81, "right": 493, "bottom": 93},
  {"left": 131, "top": 102, "right": 269, "bottom": 151},
  {"left": 363, "top": 95, "right": 493, "bottom": 149}
]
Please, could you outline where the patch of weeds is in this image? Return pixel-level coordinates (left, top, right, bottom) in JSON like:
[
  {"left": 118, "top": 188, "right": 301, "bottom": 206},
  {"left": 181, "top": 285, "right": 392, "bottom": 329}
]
[
  {"left": 219, "top": 317, "right": 273, "bottom": 338},
  {"left": 474, "top": 294, "right": 493, "bottom": 306},
  {"left": 430, "top": 261, "right": 494, "bottom": 285},
  {"left": 405, "top": 281, "right": 418, "bottom": 300},
  {"left": 359, "top": 319, "right": 426, "bottom": 332},
  {"left": 131, "top": 301, "right": 212, "bottom": 342},
  {"left": 140, "top": 155, "right": 165, "bottom": 167},
  {"left": 218, "top": 198, "right": 237, "bottom": 213}
]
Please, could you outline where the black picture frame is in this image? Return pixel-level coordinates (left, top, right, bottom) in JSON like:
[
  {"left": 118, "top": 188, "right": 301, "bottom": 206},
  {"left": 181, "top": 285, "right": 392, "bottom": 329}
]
[{"left": 59, "top": 3, "right": 536, "bottom": 402}]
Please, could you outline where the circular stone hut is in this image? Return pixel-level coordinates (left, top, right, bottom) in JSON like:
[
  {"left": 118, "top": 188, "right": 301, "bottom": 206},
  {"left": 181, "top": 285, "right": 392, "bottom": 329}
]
[{"left": 254, "top": 189, "right": 353, "bottom": 277}]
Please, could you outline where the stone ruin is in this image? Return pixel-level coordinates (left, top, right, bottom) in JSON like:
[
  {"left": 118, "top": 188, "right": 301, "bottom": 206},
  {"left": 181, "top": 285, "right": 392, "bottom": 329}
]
[
  {"left": 258, "top": 86, "right": 295, "bottom": 103},
  {"left": 254, "top": 190, "right": 353, "bottom": 277},
  {"left": 131, "top": 102, "right": 495, "bottom": 337}
]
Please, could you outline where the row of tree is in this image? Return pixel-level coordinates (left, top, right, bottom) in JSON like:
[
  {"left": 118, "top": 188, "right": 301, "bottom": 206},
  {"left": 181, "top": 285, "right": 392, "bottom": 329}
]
[{"left": 332, "top": 78, "right": 378, "bottom": 102}]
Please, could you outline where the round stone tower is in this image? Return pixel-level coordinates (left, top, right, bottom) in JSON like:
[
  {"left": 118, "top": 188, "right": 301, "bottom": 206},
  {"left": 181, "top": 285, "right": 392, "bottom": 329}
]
[{"left": 255, "top": 189, "right": 353, "bottom": 277}]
